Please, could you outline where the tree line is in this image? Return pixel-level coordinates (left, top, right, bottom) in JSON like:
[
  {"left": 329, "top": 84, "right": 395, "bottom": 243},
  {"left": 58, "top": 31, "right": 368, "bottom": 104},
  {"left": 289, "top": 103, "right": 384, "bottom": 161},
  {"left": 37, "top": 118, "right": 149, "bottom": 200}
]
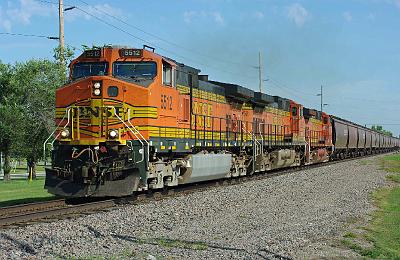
[
  {"left": 371, "top": 125, "right": 393, "bottom": 137},
  {"left": 0, "top": 48, "right": 73, "bottom": 181}
]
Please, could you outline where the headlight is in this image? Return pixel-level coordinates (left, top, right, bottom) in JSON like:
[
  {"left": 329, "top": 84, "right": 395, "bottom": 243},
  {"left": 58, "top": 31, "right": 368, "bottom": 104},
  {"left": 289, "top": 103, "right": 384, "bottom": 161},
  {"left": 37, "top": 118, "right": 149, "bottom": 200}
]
[
  {"left": 93, "top": 81, "right": 102, "bottom": 96},
  {"left": 60, "top": 129, "right": 70, "bottom": 138},
  {"left": 109, "top": 129, "right": 118, "bottom": 139},
  {"left": 93, "top": 88, "right": 101, "bottom": 96},
  {"left": 93, "top": 82, "right": 101, "bottom": 88}
]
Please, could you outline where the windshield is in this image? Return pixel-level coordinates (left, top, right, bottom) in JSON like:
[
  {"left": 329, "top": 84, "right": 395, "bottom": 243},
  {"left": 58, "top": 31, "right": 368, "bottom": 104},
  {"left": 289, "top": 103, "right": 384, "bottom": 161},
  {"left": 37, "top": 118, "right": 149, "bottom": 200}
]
[
  {"left": 72, "top": 62, "right": 108, "bottom": 80},
  {"left": 113, "top": 62, "right": 157, "bottom": 79},
  {"left": 113, "top": 62, "right": 157, "bottom": 87}
]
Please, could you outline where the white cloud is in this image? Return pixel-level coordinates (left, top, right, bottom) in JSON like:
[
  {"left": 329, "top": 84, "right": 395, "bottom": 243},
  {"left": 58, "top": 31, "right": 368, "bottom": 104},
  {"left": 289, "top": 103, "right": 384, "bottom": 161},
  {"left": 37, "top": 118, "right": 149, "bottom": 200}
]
[
  {"left": 183, "top": 10, "right": 225, "bottom": 25},
  {"left": 212, "top": 12, "right": 224, "bottom": 25},
  {"left": 393, "top": 0, "right": 400, "bottom": 8},
  {"left": 367, "top": 13, "right": 376, "bottom": 20},
  {"left": 65, "top": 4, "right": 123, "bottom": 22},
  {"left": 0, "top": 7, "right": 12, "bottom": 32},
  {"left": 343, "top": 11, "right": 353, "bottom": 22},
  {"left": 0, "top": 1, "right": 123, "bottom": 29},
  {"left": 6, "top": 0, "right": 53, "bottom": 25},
  {"left": 287, "top": 3, "right": 309, "bottom": 27},
  {"left": 372, "top": 0, "right": 400, "bottom": 9},
  {"left": 183, "top": 11, "right": 196, "bottom": 23},
  {"left": 254, "top": 11, "right": 265, "bottom": 20}
]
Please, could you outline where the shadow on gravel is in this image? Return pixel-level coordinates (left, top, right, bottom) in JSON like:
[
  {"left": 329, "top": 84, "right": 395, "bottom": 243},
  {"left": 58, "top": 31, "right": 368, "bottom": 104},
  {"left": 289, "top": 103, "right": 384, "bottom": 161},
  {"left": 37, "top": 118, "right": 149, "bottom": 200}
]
[
  {"left": 111, "top": 232, "right": 293, "bottom": 259},
  {"left": 85, "top": 225, "right": 105, "bottom": 238},
  {"left": 0, "top": 233, "right": 36, "bottom": 255},
  {"left": 82, "top": 225, "right": 293, "bottom": 259}
]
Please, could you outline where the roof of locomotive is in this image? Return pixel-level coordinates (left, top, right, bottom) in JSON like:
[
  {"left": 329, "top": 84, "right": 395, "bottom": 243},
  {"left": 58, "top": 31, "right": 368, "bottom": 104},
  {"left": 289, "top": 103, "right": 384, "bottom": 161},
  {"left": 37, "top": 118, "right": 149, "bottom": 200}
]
[
  {"left": 163, "top": 48, "right": 292, "bottom": 111},
  {"left": 209, "top": 81, "right": 254, "bottom": 99},
  {"left": 199, "top": 80, "right": 225, "bottom": 96}
]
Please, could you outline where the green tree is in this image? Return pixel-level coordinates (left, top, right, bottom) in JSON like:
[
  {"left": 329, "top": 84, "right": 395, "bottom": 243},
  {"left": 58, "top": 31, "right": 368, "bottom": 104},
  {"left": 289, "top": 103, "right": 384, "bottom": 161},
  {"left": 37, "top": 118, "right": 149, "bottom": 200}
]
[
  {"left": 371, "top": 125, "right": 393, "bottom": 137},
  {"left": 53, "top": 45, "right": 75, "bottom": 77},
  {"left": 0, "top": 61, "right": 23, "bottom": 181},
  {"left": 11, "top": 59, "right": 66, "bottom": 179}
]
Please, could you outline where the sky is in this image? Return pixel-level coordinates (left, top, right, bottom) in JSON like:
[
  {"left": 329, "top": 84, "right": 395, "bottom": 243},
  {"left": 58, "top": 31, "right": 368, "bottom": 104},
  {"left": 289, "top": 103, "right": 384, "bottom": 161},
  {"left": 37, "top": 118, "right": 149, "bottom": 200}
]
[{"left": 0, "top": 0, "right": 399, "bottom": 135}]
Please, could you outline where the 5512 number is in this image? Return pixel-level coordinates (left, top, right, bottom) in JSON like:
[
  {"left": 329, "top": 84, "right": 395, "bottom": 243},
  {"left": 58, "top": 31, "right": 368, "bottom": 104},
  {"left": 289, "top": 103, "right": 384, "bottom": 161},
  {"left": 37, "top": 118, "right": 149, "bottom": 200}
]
[{"left": 161, "top": 95, "right": 173, "bottom": 110}]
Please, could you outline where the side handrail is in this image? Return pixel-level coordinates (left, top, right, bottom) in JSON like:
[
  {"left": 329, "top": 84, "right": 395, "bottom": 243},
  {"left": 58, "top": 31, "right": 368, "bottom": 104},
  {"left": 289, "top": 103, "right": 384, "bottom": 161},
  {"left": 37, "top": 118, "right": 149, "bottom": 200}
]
[{"left": 242, "top": 123, "right": 262, "bottom": 157}]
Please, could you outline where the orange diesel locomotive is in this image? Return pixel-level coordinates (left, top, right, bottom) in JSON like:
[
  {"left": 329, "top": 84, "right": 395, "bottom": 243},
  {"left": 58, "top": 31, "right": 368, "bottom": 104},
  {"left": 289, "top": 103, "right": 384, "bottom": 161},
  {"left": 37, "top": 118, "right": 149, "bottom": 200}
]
[{"left": 44, "top": 46, "right": 398, "bottom": 197}]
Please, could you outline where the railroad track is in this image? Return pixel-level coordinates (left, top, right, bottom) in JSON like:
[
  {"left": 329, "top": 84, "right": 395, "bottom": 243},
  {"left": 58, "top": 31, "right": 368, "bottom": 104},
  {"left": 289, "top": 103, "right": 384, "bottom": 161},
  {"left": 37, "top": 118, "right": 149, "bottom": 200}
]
[
  {"left": 0, "top": 199, "right": 66, "bottom": 218},
  {"left": 0, "top": 152, "right": 395, "bottom": 228},
  {"left": 0, "top": 199, "right": 115, "bottom": 228}
]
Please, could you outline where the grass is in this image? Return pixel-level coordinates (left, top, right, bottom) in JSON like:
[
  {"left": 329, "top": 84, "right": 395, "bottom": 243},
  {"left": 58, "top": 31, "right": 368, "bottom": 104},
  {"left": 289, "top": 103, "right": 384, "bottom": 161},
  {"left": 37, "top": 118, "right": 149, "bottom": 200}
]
[
  {"left": 4, "top": 159, "right": 46, "bottom": 174},
  {"left": 343, "top": 232, "right": 357, "bottom": 239},
  {"left": 341, "top": 154, "right": 400, "bottom": 258},
  {"left": 0, "top": 178, "right": 55, "bottom": 207},
  {"left": 379, "top": 154, "right": 400, "bottom": 173},
  {"left": 155, "top": 238, "right": 208, "bottom": 250},
  {"left": 387, "top": 174, "right": 400, "bottom": 183},
  {"left": 358, "top": 159, "right": 373, "bottom": 166},
  {"left": 10, "top": 164, "right": 46, "bottom": 174}
]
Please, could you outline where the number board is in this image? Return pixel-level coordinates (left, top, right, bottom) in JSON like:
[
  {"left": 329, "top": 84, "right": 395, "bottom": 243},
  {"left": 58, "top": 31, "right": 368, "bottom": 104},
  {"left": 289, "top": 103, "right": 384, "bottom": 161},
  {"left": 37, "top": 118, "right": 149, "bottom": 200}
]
[
  {"left": 83, "top": 49, "right": 102, "bottom": 58},
  {"left": 119, "top": 49, "right": 143, "bottom": 58}
]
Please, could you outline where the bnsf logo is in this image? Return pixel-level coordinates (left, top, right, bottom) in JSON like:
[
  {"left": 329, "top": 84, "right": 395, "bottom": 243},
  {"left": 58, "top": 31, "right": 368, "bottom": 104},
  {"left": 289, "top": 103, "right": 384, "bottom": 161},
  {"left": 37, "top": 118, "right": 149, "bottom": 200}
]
[{"left": 73, "top": 106, "right": 124, "bottom": 118}]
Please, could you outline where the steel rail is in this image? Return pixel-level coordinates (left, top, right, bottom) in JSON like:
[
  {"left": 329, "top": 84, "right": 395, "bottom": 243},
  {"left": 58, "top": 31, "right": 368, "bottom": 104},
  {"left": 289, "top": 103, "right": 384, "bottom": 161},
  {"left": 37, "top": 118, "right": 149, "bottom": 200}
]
[
  {"left": 0, "top": 199, "right": 115, "bottom": 227},
  {"left": 0, "top": 199, "right": 66, "bottom": 218}
]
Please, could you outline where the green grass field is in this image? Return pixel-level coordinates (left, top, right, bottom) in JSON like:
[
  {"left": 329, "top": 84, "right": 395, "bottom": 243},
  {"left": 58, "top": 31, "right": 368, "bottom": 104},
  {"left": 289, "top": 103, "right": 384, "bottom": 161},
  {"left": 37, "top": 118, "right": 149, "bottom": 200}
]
[
  {"left": 342, "top": 153, "right": 400, "bottom": 258},
  {"left": 0, "top": 178, "right": 55, "bottom": 207},
  {"left": 8, "top": 161, "right": 46, "bottom": 174}
]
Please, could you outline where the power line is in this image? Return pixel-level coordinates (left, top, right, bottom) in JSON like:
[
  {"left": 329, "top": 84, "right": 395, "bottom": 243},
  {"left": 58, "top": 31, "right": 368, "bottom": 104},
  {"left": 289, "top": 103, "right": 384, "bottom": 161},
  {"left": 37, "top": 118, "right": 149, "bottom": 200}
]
[
  {"left": 0, "top": 32, "right": 59, "bottom": 40},
  {"left": 33, "top": 0, "right": 261, "bottom": 81},
  {"left": 70, "top": 7, "right": 191, "bottom": 62},
  {"left": 71, "top": 6, "right": 262, "bottom": 82},
  {"left": 0, "top": 32, "right": 82, "bottom": 57},
  {"left": 74, "top": 0, "right": 255, "bottom": 69},
  {"left": 35, "top": 0, "right": 308, "bottom": 92},
  {"left": 35, "top": 0, "right": 58, "bottom": 4},
  {"left": 268, "top": 79, "right": 315, "bottom": 103},
  {"left": 365, "top": 124, "right": 400, "bottom": 126}
]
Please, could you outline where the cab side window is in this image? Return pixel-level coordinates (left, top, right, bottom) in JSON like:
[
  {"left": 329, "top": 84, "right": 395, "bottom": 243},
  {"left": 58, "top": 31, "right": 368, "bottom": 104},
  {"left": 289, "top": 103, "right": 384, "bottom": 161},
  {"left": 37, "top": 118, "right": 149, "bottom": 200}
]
[
  {"left": 163, "top": 62, "right": 175, "bottom": 87},
  {"left": 292, "top": 107, "right": 298, "bottom": 116}
]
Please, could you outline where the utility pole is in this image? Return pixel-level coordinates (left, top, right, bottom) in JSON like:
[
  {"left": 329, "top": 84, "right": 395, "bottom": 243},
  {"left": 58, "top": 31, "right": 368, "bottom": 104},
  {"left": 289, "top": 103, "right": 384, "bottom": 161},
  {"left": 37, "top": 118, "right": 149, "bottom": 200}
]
[
  {"left": 59, "top": 0, "right": 65, "bottom": 63},
  {"left": 258, "top": 51, "right": 263, "bottom": 93},
  {"left": 316, "top": 85, "right": 327, "bottom": 113},
  {"left": 320, "top": 85, "right": 323, "bottom": 112}
]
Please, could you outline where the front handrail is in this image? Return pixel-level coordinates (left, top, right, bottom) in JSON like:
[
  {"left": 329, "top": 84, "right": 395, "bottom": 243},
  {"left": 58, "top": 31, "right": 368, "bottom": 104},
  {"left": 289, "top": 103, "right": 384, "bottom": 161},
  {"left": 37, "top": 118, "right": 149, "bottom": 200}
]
[
  {"left": 126, "top": 108, "right": 150, "bottom": 168},
  {"left": 109, "top": 106, "right": 149, "bottom": 167},
  {"left": 43, "top": 107, "right": 71, "bottom": 165},
  {"left": 43, "top": 106, "right": 150, "bottom": 168}
]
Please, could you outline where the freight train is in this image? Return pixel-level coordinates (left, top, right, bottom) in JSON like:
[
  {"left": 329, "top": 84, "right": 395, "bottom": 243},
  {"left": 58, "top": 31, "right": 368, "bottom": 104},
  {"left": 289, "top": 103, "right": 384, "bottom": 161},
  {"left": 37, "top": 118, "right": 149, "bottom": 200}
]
[{"left": 44, "top": 46, "right": 399, "bottom": 197}]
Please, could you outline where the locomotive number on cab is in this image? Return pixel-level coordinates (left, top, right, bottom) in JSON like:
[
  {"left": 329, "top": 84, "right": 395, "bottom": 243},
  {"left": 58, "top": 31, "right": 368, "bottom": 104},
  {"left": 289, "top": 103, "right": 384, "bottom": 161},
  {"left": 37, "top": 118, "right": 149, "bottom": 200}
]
[{"left": 161, "top": 94, "right": 173, "bottom": 110}]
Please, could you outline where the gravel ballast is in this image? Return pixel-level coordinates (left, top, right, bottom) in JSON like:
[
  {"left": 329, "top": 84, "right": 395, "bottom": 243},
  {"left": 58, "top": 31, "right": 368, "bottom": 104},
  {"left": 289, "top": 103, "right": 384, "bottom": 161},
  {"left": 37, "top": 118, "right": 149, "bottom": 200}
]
[{"left": 0, "top": 154, "right": 393, "bottom": 259}]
